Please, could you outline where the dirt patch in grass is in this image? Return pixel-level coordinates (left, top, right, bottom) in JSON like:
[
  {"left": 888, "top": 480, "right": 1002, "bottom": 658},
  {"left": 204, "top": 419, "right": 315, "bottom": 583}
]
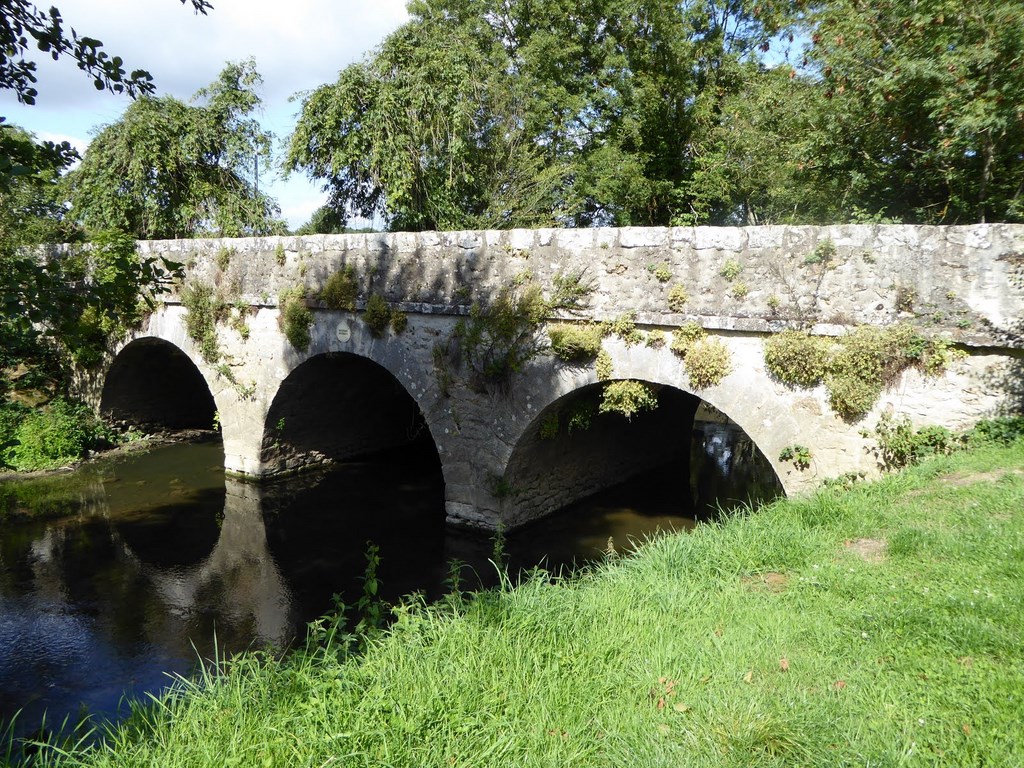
[
  {"left": 742, "top": 572, "right": 790, "bottom": 593},
  {"left": 844, "top": 537, "right": 888, "bottom": 563},
  {"left": 938, "top": 469, "right": 1024, "bottom": 488}
]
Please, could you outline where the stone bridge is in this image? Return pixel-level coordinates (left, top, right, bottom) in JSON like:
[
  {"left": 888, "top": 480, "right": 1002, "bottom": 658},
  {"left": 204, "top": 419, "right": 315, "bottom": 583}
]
[{"left": 73, "top": 224, "right": 1024, "bottom": 532}]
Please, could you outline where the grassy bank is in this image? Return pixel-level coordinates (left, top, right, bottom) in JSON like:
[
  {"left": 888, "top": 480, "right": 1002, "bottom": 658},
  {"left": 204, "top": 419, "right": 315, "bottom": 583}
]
[{"left": 9, "top": 440, "right": 1024, "bottom": 767}]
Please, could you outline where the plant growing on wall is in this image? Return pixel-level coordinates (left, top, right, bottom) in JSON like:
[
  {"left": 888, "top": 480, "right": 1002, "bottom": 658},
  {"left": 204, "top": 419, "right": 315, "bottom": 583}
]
[
  {"left": 280, "top": 287, "right": 313, "bottom": 351},
  {"left": 763, "top": 330, "right": 832, "bottom": 388},
  {"left": 321, "top": 265, "right": 359, "bottom": 310},
  {"left": 182, "top": 282, "right": 228, "bottom": 363},
  {"left": 667, "top": 284, "right": 688, "bottom": 312},
  {"left": 450, "top": 272, "right": 594, "bottom": 394},
  {"left": 548, "top": 323, "right": 604, "bottom": 363},
  {"left": 684, "top": 338, "right": 732, "bottom": 389},
  {"left": 669, "top": 321, "right": 706, "bottom": 358},
  {"left": 763, "top": 324, "right": 966, "bottom": 421},
  {"left": 720, "top": 259, "right": 743, "bottom": 281},
  {"left": 604, "top": 311, "right": 643, "bottom": 346},
  {"left": 779, "top": 444, "right": 812, "bottom": 470},
  {"left": 594, "top": 349, "right": 614, "bottom": 380},
  {"left": 363, "top": 293, "right": 393, "bottom": 337},
  {"left": 599, "top": 380, "right": 658, "bottom": 420}
]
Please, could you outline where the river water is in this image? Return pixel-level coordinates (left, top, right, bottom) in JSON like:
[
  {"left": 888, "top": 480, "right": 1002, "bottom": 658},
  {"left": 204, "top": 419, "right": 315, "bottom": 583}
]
[{"left": 0, "top": 421, "right": 778, "bottom": 739}]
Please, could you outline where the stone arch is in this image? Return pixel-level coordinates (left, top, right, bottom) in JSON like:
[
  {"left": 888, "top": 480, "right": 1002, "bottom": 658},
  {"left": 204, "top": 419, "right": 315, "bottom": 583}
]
[
  {"left": 497, "top": 336, "right": 809, "bottom": 528},
  {"left": 100, "top": 336, "right": 217, "bottom": 431},
  {"left": 259, "top": 350, "right": 442, "bottom": 478},
  {"left": 501, "top": 379, "right": 700, "bottom": 528}
]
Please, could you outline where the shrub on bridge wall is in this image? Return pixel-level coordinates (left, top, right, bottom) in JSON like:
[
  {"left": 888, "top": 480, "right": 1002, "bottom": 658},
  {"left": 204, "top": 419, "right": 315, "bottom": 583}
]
[
  {"left": 763, "top": 330, "right": 832, "bottom": 388},
  {"left": 182, "top": 282, "right": 228, "bottom": 363},
  {"left": 684, "top": 338, "right": 732, "bottom": 389},
  {"left": 669, "top": 321, "right": 706, "bottom": 358},
  {"left": 280, "top": 288, "right": 313, "bottom": 351},
  {"left": 363, "top": 294, "right": 393, "bottom": 337},
  {"left": 320, "top": 266, "right": 359, "bottom": 311},
  {"left": 604, "top": 312, "right": 644, "bottom": 346},
  {"left": 436, "top": 271, "right": 598, "bottom": 394},
  {"left": 548, "top": 323, "right": 603, "bottom": 363},
  {"left": 667, "top": 284, "right": 688, "bottom": 312},
  {"left": 599, "top": 380, "right": 658, "bottom": 420},
  {"left": 763, "top": 324, "right": 966, "bottom": 421},
  {"left": 455, "top": 283, "right": 548, "bottom": 392}
]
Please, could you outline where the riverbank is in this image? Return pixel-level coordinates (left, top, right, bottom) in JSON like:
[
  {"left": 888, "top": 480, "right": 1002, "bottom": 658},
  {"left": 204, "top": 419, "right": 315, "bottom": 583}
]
[{"left": 7, "top": 439, "right": 1024, "bottom": 766}]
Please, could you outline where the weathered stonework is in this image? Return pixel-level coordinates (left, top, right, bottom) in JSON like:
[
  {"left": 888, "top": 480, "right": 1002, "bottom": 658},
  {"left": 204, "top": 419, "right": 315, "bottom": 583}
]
[{"left": 72, "top": 225, "right": 1024, "bottom": 532}]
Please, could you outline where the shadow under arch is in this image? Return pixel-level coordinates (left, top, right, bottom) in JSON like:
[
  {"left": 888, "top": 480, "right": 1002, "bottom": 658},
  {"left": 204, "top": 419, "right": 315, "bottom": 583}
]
[
  {"left": 100, "top": 337, "right": 217, "bottom": 431},
  {"left": 501, "top": 378, "right": 781, "bottom": 530},
  {"left": 260, "top": 351, "right": 442, "bottom": 476}
]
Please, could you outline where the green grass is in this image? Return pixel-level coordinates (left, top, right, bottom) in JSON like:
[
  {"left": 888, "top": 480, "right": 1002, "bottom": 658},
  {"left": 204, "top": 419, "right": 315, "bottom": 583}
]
[{"left": 11, "top": 441, "right": 1024, "bottom": 767}]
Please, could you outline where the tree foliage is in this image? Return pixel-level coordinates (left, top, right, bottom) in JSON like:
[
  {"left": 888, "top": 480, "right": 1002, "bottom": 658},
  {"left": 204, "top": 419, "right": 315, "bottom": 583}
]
[
  {"left": 64, "top": 59, "right": 284, "bottom": 239},
  {"left": 289, "top": 0, "right": 804, "bottom": 231},
  {"left": 806, "top": 0, "right": 1024, "bottom": 223},
  {"left": 289, "top": 0, "right": 1023, "bottom": 230},
  {"left": 1, "top": 0, "right": 211, "bottom": 105},
  {"left": 1, "top": 0, "right": 207, "bottom": 408}
]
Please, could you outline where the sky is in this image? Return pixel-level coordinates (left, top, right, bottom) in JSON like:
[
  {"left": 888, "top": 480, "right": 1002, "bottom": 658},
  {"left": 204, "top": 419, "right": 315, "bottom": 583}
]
[{"left": 0, "top": 0, "right": 410, "bottom": 229}]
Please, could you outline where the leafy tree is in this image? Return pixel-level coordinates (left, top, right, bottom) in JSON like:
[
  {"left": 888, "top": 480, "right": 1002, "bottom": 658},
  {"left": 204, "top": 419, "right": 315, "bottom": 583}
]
[
  {"left": 65, "top": 59, "right": 285, "bottom": 239},
  {"left": 2, "top": 0, "right": 208, "bottom": 406},
  {"left": 805, "top": 0, "right": 1024, "bottom": 223},
  {"left": 288, "top": 0, "right": 807, "bottom": 231},
  {"left": 1, "top": 0, "right": 211, "bottom": 105}
]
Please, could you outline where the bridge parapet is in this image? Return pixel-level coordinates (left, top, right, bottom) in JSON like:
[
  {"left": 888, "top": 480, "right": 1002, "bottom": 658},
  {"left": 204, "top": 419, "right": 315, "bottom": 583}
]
[{"left": 140, "top": 223, "right": 1024, "bottom": 346}]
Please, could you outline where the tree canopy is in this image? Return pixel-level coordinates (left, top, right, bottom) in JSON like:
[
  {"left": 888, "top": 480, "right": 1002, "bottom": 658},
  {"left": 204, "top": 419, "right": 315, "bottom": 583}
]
[
  {"left": 288, "top": 0, "right": 1024, "bottom": 231},
  {"left": 1, "top": 0, "right": 211, "bottom": 105},
  {"left": 64, "top": 59, "right": 285, "bottom": 239}
]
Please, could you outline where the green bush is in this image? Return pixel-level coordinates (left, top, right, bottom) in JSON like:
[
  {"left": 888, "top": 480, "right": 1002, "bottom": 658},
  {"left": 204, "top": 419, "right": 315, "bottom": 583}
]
[
  {"left": 804, "top": 238, "right": 836, "bottom": 265},
  {"left": 280, "top": 289, "right": 314, "bottom": 351},
  {"left": 321, "top": 266, "right": 359, "bottom": 310},
  {"left": 182, "top": 282, "right": 228, "bottom": 363},
  {"left": 967, "top": 416, "right": 1024, "bottom": 446},
  {"left": 669, "top": 321, "right": 706, "bottom": 358},
  {"left": 650, "top": 262, "right": 671, "bottom": 283},
  {"left": 599, "top": 380, "right": 658, "bottom": 419},
  {"left": 550, "top": 269, "right": 594, "bottom": 312},
  {"left": 364, "top": 294, "right": 392, "bottom": 337},
  {"left": 0, "top": 402, "right": 30, "bottom": 458},
  {"left": 539, "top": 412, "right": 559, "bottom": 440},
  {"left": 455, "top": 283, "right": 548, "bottom": 391},
  {"left": 765, "top": 324, "right": 964, "bottom": 421},
  {"left": 685, "top": 338, "right": 732, "bottom": 389},
  {"left": 667, "top": 284, "right": 688, "bottom": 312},
  {"left": 548, "top": 323, "right": 603, "bottom": 363},
  {"left": 866, "top": 413, "right": 959, "bottom": 471},
  {"left": 2, "top": 399, "right": 111, "bottom": 472},
  {"left": 825, "top": 374, "right": 882, "bottom": 421},
  {"left": 720, "top": 259, "right": 742, "bottom": 281},
  {"left": 645, "top": 329, "right": 666, "bottom": 348},
  {"left": 603, "top": 312, "right": 643, "bottom": 346},
  {"left": 779, "top": 444, "right": 812, "bottom": 470},
  {"left": 390, "top": 311, "right": 408, "bottom": 335},
  {"left": 763, "top": 330, "right": 832, "bottom": 388},
  {"left": 594, "top": 349, "right": 614, "bottom": 380},
  {"left": 566, "top": 400, "right": 596, "bottom": 433}
]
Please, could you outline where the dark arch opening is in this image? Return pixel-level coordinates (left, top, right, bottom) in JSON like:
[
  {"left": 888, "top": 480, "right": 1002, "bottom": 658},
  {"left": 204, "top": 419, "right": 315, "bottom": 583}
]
[
  {"left": 502, "top": 380, "right": 781, "bottom": 532},
  {"left": 100, "top": 338, "right": 217, "bottom": 430},
  {"left": 261, "top": 352, "right": 441, "bottom": 476},
  {"left": 258, "top": 353, "right": 446, "bottom": 622}
]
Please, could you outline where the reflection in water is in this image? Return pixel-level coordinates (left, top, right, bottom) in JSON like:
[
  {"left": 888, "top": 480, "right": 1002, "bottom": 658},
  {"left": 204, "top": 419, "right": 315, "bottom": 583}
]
[{"left": 0, "top": 420, "right": 779, "bottom": 740}]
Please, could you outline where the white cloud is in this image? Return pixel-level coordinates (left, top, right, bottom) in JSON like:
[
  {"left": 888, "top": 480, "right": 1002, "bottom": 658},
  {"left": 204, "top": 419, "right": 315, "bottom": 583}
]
[{"left": 0, "top": 0, "right": 409, "bottom": 227}]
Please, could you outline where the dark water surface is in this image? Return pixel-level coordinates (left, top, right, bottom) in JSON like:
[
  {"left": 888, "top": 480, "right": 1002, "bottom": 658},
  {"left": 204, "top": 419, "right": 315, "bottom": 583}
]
[{"left": 0, "top": 422, "right": 778, "bottom": 738}]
